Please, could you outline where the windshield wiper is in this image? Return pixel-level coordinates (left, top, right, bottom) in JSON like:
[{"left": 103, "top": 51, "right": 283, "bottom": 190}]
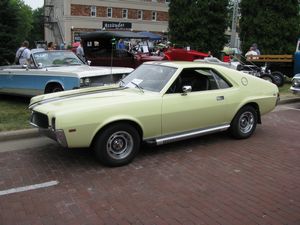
[{"left": 130, "top": 81, "right": 144, "bottom": 93}]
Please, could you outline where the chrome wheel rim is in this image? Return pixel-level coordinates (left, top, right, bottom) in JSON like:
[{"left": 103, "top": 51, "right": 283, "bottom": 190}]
[
  {"left": 273, "top": 75, "right": 281, "bottom": 85},
  {"left": 239, "top": 112, "right": 254, "bottom": 134},
  {"left": 106, "top": 131, "right": 133, "bottom": 160}
]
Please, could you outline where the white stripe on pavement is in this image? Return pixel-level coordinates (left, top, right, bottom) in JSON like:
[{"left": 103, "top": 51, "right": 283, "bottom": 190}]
[{"left": 0, "top": 180, "right": 59, "bottom": 196}]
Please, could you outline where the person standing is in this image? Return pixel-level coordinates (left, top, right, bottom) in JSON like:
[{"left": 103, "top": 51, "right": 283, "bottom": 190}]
[
  {"left": 15, "top": 40, "right": 31, "bottom": 65},
  {"left": 117, "top": 39, "right": 126, "bottom": 49},
  {"left": 47, "top": 42, "right": 56, "bottom": 50},
  {"left": 76, "top": 40, "right": 85, "bottom": 61},
  {"left": 245, "top": 46, "right": 258, "bottom": 60},
  {"left": 252, "top": 43, "right": 261, "bottom": 55}
]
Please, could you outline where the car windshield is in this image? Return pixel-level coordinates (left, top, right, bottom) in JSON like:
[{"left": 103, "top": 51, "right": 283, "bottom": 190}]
[
  {"left": 121, "top": 64, "right": 177, "bottom": 92},
  {"left": 32, "top": 51, "right": 84, "bottom": 67}
]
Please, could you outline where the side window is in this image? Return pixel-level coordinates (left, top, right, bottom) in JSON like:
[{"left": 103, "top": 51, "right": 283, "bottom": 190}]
[
  {"left": 209, "top": 69, "right": 231, "bottom": 89},
  {"left": 167, "top": 68, "right": 231, "bottom": 94}
]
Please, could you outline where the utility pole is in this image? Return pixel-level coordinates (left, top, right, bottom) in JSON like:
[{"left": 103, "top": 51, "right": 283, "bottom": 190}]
[{"left": 230, "top": 0, "right": 239, "bottom": 48}]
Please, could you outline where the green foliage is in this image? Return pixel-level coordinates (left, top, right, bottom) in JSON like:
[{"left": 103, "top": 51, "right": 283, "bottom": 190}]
[
  {"left": 28, "top": 7, "right": 44, "bottom": 45},
  {"left": 0, "top": 96, "right": 31, "bottom": 131},
  {"left": 0, "top": 0, "right": 20, "bottom": 65},
  {"left": 239, "top": 0, "right": 300, "bottom": 54},
  {"left": 168, "top": 0, "right": 228, "bottom": 56},
  {"left": 0, "top": 0, "right": 43, "bottom": 65}
]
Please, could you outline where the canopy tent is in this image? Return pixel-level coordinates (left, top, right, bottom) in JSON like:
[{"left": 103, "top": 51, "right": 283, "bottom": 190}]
[
  {"left": 81, "top": 31, "right": 148, "bottom": 41},
  {"left": 137, "top": 31, "right": 162, "bottom": 40}
]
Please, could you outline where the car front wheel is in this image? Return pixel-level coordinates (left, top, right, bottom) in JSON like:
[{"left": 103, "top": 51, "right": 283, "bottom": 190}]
[
  {"left": 230, "top": 106, "right": 258, "bottom": 139},
  {"left": 94, "top": 123, "right": 140, "bottom": 167}
]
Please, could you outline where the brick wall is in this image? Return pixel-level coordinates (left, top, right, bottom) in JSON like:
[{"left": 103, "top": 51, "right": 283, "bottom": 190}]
[
  {"left": 71, "top": 4, "right": 90, "bottom": 16},
  {"left": 71, "top": 4, "right": 168, "bottom": 21}
]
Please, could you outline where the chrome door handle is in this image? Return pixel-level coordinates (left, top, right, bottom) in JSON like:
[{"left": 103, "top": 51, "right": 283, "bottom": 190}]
[{"left": 216, "top": 96, "right": 224, "bottom": 101}]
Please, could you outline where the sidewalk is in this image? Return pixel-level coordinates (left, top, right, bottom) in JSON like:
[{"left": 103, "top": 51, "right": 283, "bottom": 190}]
[{"left": 0, "top": 96, "right": 299, "bottom": 143}]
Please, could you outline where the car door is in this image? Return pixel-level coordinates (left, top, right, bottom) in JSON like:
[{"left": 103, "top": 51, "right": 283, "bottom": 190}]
[
  {"left": 0, "top": 67, "right": 36, "bottom": 96},
  {"left": 161, "top": 68, "right": 233, "bottom": 136}
]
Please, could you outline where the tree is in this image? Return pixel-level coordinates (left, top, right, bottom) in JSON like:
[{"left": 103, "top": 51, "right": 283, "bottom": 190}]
[
  {"left": 0, "top": 0, "right": 20, "bottom": 65},
  {"left": 0, "top": 0, "right": 33, "bottom": 65},
  {"left": 28, "top": 7, "right": 44, "bottom": 46},
  {"left": 168, "top": 0, "right": 229, "bottom": 56},
  {"left": 239, "top": 0, "right": 300, "bottom": 54}
]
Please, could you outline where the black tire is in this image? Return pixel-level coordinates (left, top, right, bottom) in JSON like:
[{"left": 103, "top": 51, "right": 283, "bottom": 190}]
[
  {"left": 230, "top": 106, "right": 258, "bottom": 139},
  {"left": 271, "top": 71, "right": 285, "bottom": 87},
  {"left": 45, "top": 83, "right": 63, "bottom": 93},
  {"left": 260, "top": 74, "right": 274, "bottom": 83},
  {"left": 94, "top": 123, "right": 140, "bottom": 167}
]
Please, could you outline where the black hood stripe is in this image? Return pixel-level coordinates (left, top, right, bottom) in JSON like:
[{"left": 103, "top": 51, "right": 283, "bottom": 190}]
[{"left": 29, "top": 86, "right": 127, "bottom": 109}]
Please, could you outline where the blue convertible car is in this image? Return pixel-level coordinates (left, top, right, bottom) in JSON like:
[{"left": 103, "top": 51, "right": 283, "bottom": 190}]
[{"left": 0, "top": 50, "right": 133, "bottom": 96}]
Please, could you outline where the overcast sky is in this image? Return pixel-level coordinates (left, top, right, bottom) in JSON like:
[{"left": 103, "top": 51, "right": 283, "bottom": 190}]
[{"left": 23, "top": 0, "right": 44, "bottom": 9}]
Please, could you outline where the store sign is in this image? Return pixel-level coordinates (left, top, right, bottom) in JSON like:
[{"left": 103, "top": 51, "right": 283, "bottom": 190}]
[{"left": 103, "top": 21, "right": 132, "bottom": 30}]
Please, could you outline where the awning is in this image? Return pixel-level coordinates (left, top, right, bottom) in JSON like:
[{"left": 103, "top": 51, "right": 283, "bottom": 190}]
[
  {"left": 137, "top": 31, "right": 162, "bottom": 40},
  {"left": 81, "top": 31, "right": 148, "bottom": 40}
]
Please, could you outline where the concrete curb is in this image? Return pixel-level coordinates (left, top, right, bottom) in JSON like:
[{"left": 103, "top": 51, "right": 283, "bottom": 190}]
[
  {"left": 0, "top": 97, "right": 299, "bottom": 142},
  {"left": 0, "top": 128, "right": 40, "bottom": 142},
  {"left": 278, "top": 96, "right": 300, "bottom": 105}
]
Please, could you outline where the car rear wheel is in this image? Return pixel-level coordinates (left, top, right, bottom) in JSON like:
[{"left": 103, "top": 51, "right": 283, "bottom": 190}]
[
  {"left": 94, "top": 123, "right": 140, "bottom": 167},
  {"left": 230, "top": 106, "right": 258, "bottom": 139},
  {"left": 45, "top": 83, "right": 63, "bottom": 93}
]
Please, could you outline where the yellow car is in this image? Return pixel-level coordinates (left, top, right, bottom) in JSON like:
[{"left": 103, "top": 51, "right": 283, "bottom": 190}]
[{"left": 29, "top": 61, "right": 279, "bottom": 166}]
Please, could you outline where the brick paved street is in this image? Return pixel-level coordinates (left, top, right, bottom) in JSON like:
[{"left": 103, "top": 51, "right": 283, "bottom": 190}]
[{"left": 0, "top": 107, "right": 299, "bottom": 225}]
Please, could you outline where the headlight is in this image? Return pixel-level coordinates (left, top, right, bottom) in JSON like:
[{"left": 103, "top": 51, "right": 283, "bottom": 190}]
[
  {"left": 84, "top": 78, "right": 91, "bottom": 86},
  {"left": 80, "top": 78, "right": 91, "bottom": 87},
  {"left": 292, "top": 78, "right": 300, "bottom": 87}
]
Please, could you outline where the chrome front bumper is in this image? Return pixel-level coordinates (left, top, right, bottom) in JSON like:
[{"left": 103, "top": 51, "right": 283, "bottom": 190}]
[
  {"left": 38, "top": 128, "right": 68, "bottom": 148},
  {"left": 290, "top": 86, "right": 300, "bottom": 95}
]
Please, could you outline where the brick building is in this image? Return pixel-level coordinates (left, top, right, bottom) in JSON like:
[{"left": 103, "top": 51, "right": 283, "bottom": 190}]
[{"left": 44, "top": 0, "right": 169, "bottom": 46}]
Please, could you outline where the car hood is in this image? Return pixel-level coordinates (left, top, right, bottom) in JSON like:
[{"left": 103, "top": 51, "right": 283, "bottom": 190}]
[
  {"left": 30, "top": 86, "right": 158, "bottom": 113},
  {"left": 43, "top": 65, "right": 133, "bottom": 78}
]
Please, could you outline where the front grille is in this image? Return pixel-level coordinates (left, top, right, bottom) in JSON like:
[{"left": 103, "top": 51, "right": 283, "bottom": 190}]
[{"left": 31, "top": 111, "right": 49, "bottom": 128}]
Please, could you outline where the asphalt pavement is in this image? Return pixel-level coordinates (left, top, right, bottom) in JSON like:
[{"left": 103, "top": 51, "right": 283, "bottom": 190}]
[{"left": 0, "top": 99, "right": 299, "bottom": 225}]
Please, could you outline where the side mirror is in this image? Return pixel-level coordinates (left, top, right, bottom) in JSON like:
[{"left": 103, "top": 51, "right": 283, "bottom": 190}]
[{"left": 182, "top": 85, "right": 192, "bottom": 95}]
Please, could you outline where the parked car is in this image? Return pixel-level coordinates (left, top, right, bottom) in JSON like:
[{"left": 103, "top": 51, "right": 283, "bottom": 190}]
[
  {"left": 290, "top": 73, "right": 300, "bottom": 94},
  {"left": 29, "top": 61, "right": 279, "bottom": 167},
  {"left": 81, "top": 31, "right": 208, "bottom": 68},
  {"left": 0, "top": 50, "right": 133, "bottom": 97}
]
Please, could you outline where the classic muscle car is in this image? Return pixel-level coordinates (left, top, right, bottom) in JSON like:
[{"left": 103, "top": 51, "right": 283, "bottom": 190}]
[
  {"left": 0, "top": 50, "right": 133, "bottom": 97},
  {"left": 29, "top": 61, "right": 279, "bottom": 167}
]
